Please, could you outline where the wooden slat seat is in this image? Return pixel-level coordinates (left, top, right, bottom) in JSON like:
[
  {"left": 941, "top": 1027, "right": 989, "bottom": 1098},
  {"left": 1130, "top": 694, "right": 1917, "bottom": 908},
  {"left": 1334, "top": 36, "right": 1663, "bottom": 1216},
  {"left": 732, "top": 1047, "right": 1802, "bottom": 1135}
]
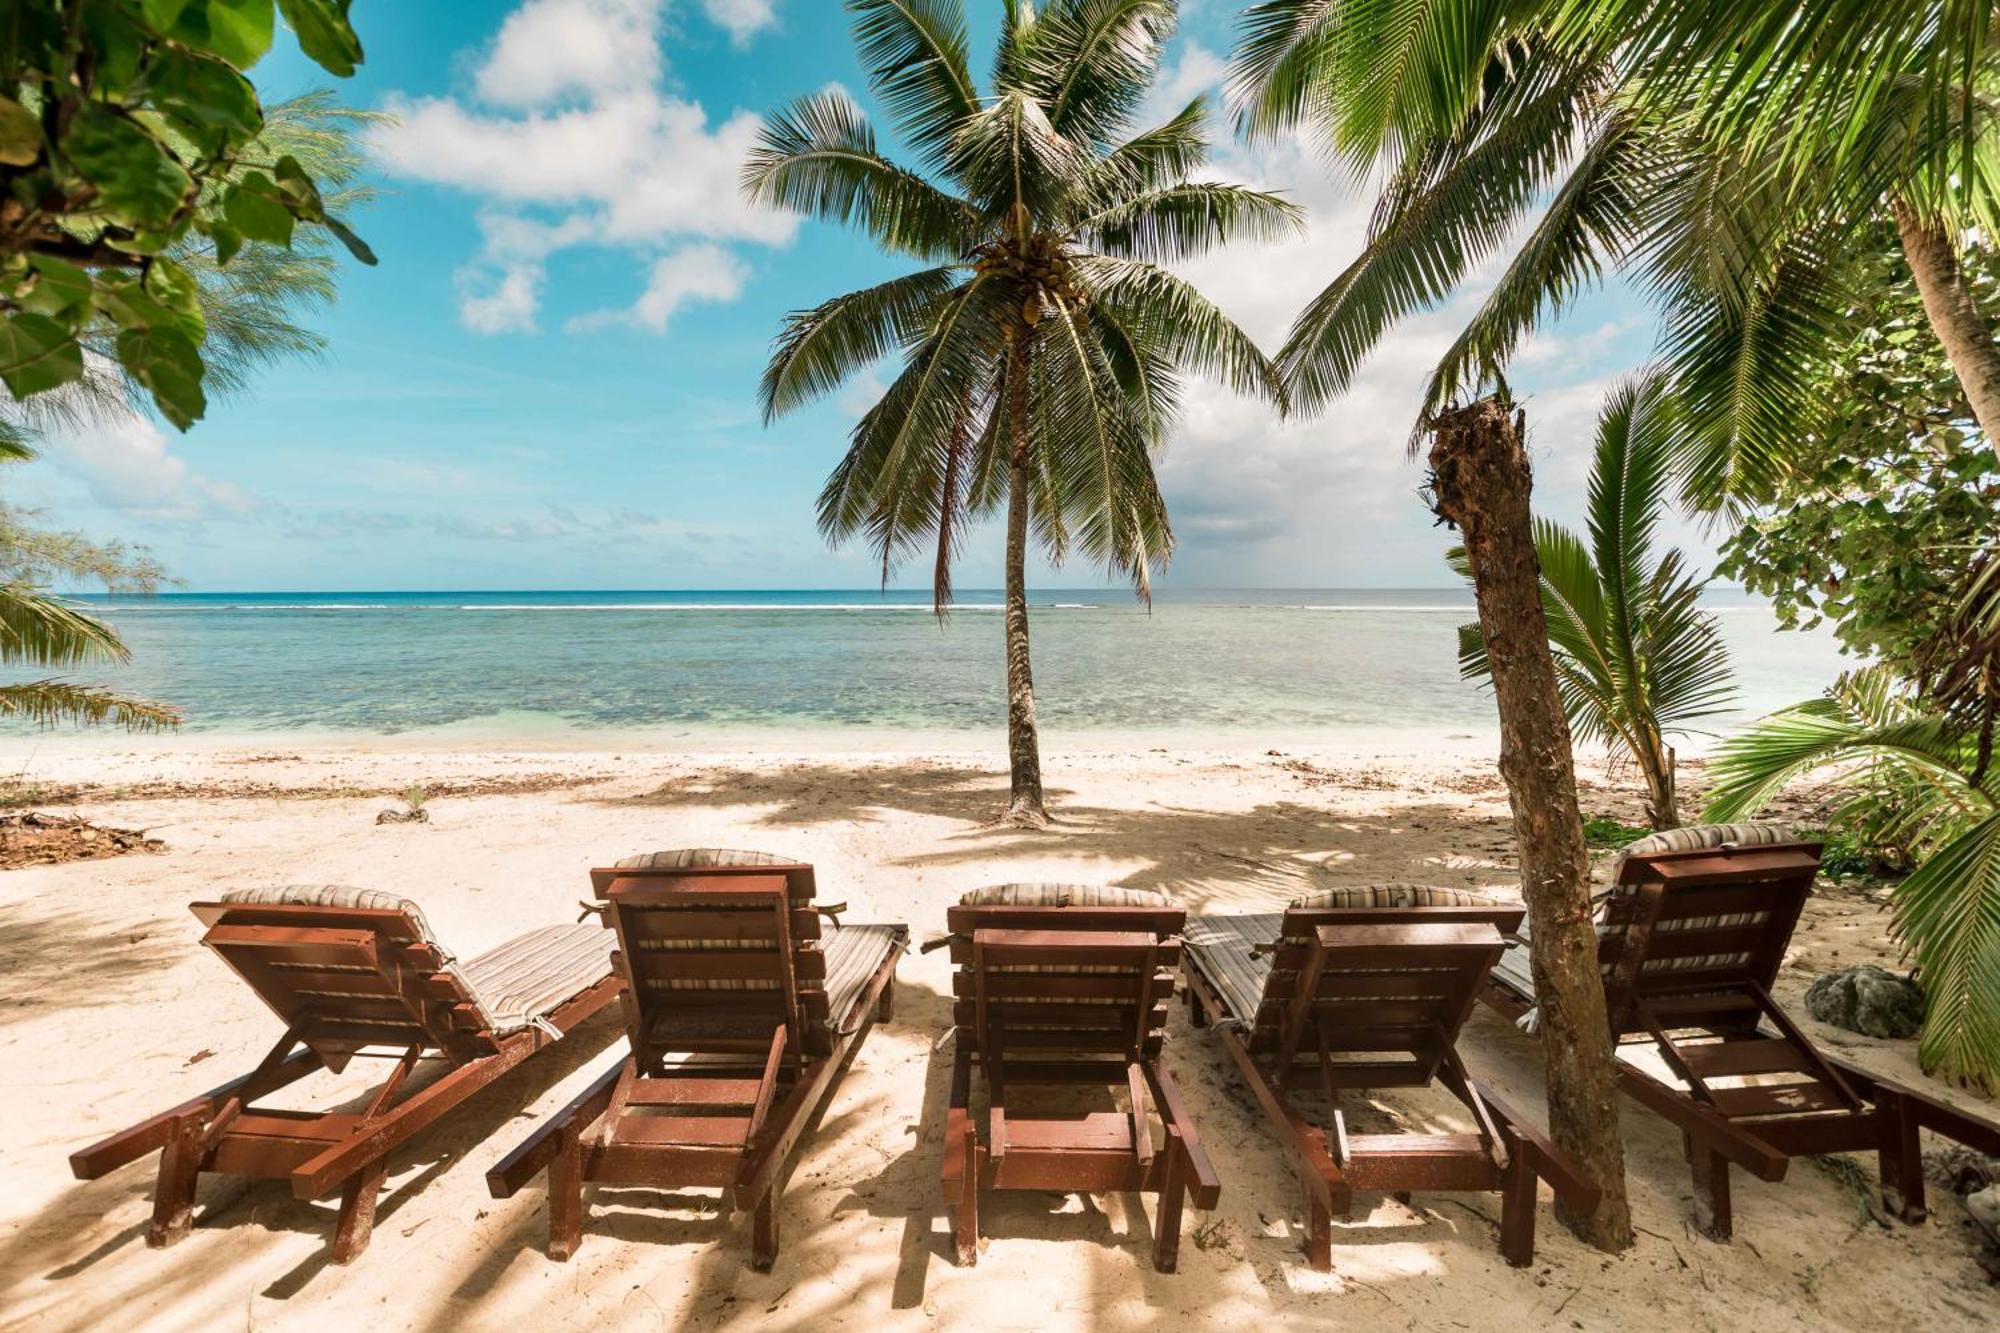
[
  {"left": 488, "top": 850, "right": 906, "bottom": 1270},
  {"left": 1478, "top": 826, "right": 2000, "bottom": 1241},
  {"left": 1183, "top": 886, "right": 1592, "bottom": 1270},
  {"left": 68, "top": 885, "right": 620, "bottom": 1264},
  {"left": 935, "top": 883, "right": 1218, "bottom": 1274}
]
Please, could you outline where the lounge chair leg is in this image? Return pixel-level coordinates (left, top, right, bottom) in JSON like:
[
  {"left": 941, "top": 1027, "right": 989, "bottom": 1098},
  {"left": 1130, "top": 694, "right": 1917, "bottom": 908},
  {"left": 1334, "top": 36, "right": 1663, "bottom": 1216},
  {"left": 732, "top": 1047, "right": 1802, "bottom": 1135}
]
[
  {"left": 1151, "top": 1147, "right": 1186, "bottom": 1273},
  {"left": 332, "top": 1158, "right": 387, "bottom": 1264},
  {"left": 1690, "top": 1147, "right": 1732, "bottom": 1241},
  {"left": 1303, "top": 1193, "right": 1332, "bottom": 1271},
  {"left": 752, "top": 1189, "right": 782, "bottom": 1271},
  {"left": 146, "top": 1112, "right": 205, "bottom": 1249},
  {"left": 1876, "top": 1091, "right": 1927, "bottom": 1223},
  {"left": 877, "top": 977, "right": 895, "bottom": 1023},
  {"left": 1188, "top": 991, "right": 1208, "bottom": 1029},
  {"left": 547, "top": 1124, "right": 585, "bottom": 1262},
  {"left": 1499, "top": 1147, "right": 1537, "bottom": 1267},
  {"left": 951, "top": 1127, "right": 980, "bottom": 1266}
]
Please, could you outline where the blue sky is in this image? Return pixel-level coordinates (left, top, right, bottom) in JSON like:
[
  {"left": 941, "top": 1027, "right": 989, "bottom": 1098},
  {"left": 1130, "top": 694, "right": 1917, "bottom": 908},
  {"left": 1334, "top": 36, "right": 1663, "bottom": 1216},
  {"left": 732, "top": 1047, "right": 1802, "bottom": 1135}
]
[{"left": 25, "top": 1, "right": 1661, "bottom": 592}]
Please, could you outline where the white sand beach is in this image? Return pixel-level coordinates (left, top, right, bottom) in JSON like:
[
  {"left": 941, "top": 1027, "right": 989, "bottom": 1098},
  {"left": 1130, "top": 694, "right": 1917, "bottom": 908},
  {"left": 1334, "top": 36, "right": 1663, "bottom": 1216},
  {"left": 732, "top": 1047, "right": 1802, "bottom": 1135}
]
[{"left": 0, "top": 737, "right": 1993, "bottom": 1331}]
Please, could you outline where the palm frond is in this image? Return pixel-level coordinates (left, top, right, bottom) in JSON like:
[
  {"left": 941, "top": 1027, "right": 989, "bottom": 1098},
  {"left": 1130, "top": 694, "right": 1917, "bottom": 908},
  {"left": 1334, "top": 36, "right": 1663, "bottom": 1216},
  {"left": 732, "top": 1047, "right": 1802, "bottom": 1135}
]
[
  {"left": 759, "top": 267, "right": 965, "bottom": 422},
  {"left": 1021, "top": 0, "right": 1177, "bottom": 149},
  {"left": 850, "top": 0, "right": 984, "bottom": 175},
  {"left": 0, "top": 681, "right": 180, "bottom": 732},
  {"left": 741, "top": 90, "right": 978, "bottom": 260},
  {"left": 1074, "top": 182, "right": 1304, "bottom": 264}
]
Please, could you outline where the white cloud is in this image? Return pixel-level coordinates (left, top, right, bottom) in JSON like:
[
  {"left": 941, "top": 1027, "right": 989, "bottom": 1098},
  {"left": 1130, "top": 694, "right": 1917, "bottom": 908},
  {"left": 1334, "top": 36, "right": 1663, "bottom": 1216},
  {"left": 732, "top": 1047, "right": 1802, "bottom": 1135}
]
[
  {"left": 458, "top": 262, "right": 542, "bottom": 333},
  {"left": 369, "top": 0, "right": 796, "bottom": 335},
  {"left": 702, "top": 0, "right": 781, "bottom": 46},
  {"left": 475, "top": 0, "right": 664, "bottom": 107},
  {"left": 567, "top": 244, "right": 750, "bottom": 332},
  {"left": 54, "top": 412, "right": 255, "bottom": 522},
  {"left": 1126, "top": 44, "right": 1658, "bottom": 586}
]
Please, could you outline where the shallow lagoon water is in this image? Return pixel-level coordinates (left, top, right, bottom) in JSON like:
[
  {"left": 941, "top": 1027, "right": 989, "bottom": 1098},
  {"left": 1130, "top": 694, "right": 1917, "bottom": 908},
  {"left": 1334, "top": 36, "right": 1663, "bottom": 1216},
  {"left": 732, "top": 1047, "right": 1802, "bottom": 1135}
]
[{"left": 36, "top": 587, "right": 1855, "bottom": 740}]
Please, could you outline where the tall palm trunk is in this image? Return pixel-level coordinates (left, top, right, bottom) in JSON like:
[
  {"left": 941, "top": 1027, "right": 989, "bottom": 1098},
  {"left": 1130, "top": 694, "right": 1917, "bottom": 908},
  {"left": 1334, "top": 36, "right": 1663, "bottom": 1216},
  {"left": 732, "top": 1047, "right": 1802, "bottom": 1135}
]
[
  {"left": 1003, "top": 337, "right": 1048, "bottom": 826},
  {"left": 1427, "top": 396, "right": 1635, "bottom": 1253},
  {"left": 1896, "top": 199, "right": 2000, "bottom": 445}
]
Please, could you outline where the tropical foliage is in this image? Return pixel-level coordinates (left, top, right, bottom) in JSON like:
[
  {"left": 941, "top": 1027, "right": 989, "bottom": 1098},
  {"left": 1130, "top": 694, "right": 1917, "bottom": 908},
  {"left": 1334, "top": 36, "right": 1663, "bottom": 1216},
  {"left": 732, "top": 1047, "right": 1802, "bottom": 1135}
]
[
  {"left": 1451, "top": 374, "right": 1733, "bottom": 828},
  {"left": 1706, "top": 668, "right": 2000, "bottom": 1093},
  {"left": 1718, "top": 223, "right": 2000, "bottom": 668},
  {"left": 745, "top": 0, "right": 1296, "bottom": 822},
  {"left": 1228, "top": 1, "right": 2000, "bottom": 509},
  {"left": 1, "top": 0, "right": 372, "bottom": 428},
  {"left": 0, "top": 436, "right": 175, "bottom": 730}
]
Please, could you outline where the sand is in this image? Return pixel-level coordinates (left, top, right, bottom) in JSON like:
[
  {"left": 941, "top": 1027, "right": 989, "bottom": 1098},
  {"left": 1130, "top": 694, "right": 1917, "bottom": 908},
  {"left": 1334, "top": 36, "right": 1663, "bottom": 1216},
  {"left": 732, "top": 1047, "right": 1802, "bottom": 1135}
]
[{"left": 0, "top": 735, "right": 1993, "bottom": 1332}]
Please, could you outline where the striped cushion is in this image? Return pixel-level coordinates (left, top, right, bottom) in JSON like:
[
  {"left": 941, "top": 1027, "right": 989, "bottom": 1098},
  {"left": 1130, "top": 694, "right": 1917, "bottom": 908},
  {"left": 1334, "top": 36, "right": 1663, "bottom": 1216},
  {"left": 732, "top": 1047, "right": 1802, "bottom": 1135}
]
[
  {"left": 616, "top": 849, "right": 804, "bottom": 993},
  {"left": 460, "top": 922, "right": 611, "bottom": 1031},
  {"left": 1496, "top": 823, "right": 1819, "bottom": 1027},
  {"left": 1184, "top": 913, "right": 1283, "bottom": 1025},
  {"left": 217, "top": 885, "right": 606, "bottom": 1036},
  {"left": 822, "top": 923, "right": 902, "bottom": 1031},
  {"left": 1281, "top": 886, "right": 1503, "bottom": 945},
  {"left": 1602, "top": 822, "right": 1809, "bottom": 886},
  {"left": 615, "top": 848, "right": 794, "bottom": 870},
  {"left": 220, "top": 884, "right": 440, "bottom": 943},
  {"left": 1288, "top": 885, "right": 1504, "bottom": 910},
  {"left": 958, "top": 883, "right": 1168, "bottom": 907}
]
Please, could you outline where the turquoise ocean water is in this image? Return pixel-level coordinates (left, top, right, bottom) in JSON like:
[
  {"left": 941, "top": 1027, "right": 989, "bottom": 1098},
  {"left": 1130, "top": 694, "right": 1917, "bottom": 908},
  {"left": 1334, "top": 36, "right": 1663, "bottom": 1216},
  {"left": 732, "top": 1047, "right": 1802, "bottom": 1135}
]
[{"left": 29, "top": 588, "right": 1857, "bottom": 741}]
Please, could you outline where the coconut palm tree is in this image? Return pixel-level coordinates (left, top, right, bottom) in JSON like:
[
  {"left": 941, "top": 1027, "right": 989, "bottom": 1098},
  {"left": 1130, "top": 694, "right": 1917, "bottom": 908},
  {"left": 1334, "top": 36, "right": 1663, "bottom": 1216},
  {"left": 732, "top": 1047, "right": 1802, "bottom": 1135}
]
[
  {"left": 1705, "top": 667, "right": 2000, "bottom": 1094},
  {"left": 1230, "top": 1, "right": 2000, "bottom": 509},
  {"left": 745, "top": 0, "right": 1297, "bottom": 825},
  {"left": 1452, "top": 374, "right": 1734, "bottom": 828}
]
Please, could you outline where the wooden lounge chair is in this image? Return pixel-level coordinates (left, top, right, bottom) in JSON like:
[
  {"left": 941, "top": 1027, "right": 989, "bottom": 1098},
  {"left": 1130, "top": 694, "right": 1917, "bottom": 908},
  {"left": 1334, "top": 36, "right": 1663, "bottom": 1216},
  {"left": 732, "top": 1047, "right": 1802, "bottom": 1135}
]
[
  {"left": 69, "top": 885, "right": 620, "bottom": 1263},
  {"left": 1481, "top": 824, "right": 2000, "bottom": 1239},
  {"left": 1182, "top": 885, "right": 1598, "bottom": 1269},
  {"left": 486, "top": 850, "right": 907, "bottom": 1268},
  {"left": 928, "top": 883, "right": 1219, "bottom": 1273}
]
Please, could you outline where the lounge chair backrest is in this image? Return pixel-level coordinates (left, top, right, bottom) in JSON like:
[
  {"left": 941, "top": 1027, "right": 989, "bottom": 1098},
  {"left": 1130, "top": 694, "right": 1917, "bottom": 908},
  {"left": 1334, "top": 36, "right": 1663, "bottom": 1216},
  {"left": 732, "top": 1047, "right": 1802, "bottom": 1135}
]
[
  {"left": 1245, "top": 886, "right": 1523, "bottom": 1052},
  {"left": 1299, "top": 919, "right": 1510, "bottom": 1087},
  {"left": 946, "top": 885, "right": 1184, "bottom": 1062},
  {"left": 1598, "top": 839, "right": 1822, "bottom": 1033},
  {"left": 591, "top": 850, "right": 835, "bottom": 1061},
  {"left": 192, "top": 886, "right": 496, "bottom": 1064}
]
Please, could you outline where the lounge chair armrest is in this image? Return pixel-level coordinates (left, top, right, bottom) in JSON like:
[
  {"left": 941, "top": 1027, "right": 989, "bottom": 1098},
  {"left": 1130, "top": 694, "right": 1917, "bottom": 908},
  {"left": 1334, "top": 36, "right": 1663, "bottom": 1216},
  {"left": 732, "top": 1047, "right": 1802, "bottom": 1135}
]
[
  {"left": 485, "top": 1058, "right": 624, "bottom": 1199},
  {"left": 919, "top": 932, "right": 961, "bottom": 954},
  {"left": 1476, "top": 1084, "right": 1600, "bottom": 1211}
]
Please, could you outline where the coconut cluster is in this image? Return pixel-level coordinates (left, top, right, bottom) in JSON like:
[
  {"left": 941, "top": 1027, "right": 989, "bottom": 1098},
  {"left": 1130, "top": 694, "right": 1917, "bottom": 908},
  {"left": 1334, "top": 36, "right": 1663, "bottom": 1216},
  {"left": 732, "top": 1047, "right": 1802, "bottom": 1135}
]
[{"left": 973, "top": 234, "right": 1085, "bottom": 328}]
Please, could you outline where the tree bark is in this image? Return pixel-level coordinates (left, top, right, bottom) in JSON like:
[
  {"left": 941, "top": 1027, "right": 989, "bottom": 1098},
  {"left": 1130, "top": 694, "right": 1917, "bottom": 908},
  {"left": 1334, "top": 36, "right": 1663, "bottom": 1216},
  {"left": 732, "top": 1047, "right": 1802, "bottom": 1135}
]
[
  {"left": 1636, "top": 731, "right": 1679, "bottom": 831},
  {"left": 1427, "top": 396, "right": 1634, "bottom": 1252},
  {"left": 1002, "top": 339, "right": 1048, "bottom": 827},
  {"left": 1895, "top": 198, "right": 2000, "bottom": 446}
]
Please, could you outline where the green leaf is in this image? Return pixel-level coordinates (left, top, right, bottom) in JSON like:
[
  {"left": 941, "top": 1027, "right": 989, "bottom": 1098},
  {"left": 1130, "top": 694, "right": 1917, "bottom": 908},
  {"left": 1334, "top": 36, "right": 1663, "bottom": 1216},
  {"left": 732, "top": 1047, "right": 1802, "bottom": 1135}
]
[
  {"left": 165, "top": 0, "right": 277, "bottom": 69},
  {"left": 97, "top": 277, "right": 182, "bottom": 333},
  {"left": 0, "top": 313, "right": 86, "bottom": 399},
  {"left": 20, "top": 257, "right": 95, "bottom": 318},
  {"left": 143, "top": 258, "right": 208, "bottom": 341},
  {"left": 277, "top": 0, "right": 364, "bottom": 77},
  {"left": 205, "top": 219, "right": 243, "bottom": 265},
  {"left": 141, "top": 0, "right": 198, "bottom": 26},
  {"left": 322, "top": 215, "right": 376, "bottom": 265},
  {"left": 223, "top": 174, "right": 294, "bottom": 246},
  {"left": 151, "top": 48, "right": 263, "bottom": 137},
  {"left": 116, "top": 326, "right": 208, "bottom": 429},
  {"left": 61, "top": 105, "right": 193, "bottom": 227},
  {"left": 0, "top": 96, "right": 41, "bottom": 166}
]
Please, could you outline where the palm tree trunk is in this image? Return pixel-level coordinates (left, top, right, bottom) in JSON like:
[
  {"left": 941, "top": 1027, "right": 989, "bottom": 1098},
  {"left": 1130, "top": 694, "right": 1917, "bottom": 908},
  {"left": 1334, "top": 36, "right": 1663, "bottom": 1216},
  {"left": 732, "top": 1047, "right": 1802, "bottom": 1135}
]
[
  {"left": 1002, "top": 339, "right": 1048, "bottom": 827},
  {"left": 1895, "top": 198, "right": 2000, "bottom": 445},
  {"left": 1427, "top": 395, "right": 1635, "bottom": 1253},
  {"left": 1636, "top": 732, "right": 1679, "bottom": 830}
]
